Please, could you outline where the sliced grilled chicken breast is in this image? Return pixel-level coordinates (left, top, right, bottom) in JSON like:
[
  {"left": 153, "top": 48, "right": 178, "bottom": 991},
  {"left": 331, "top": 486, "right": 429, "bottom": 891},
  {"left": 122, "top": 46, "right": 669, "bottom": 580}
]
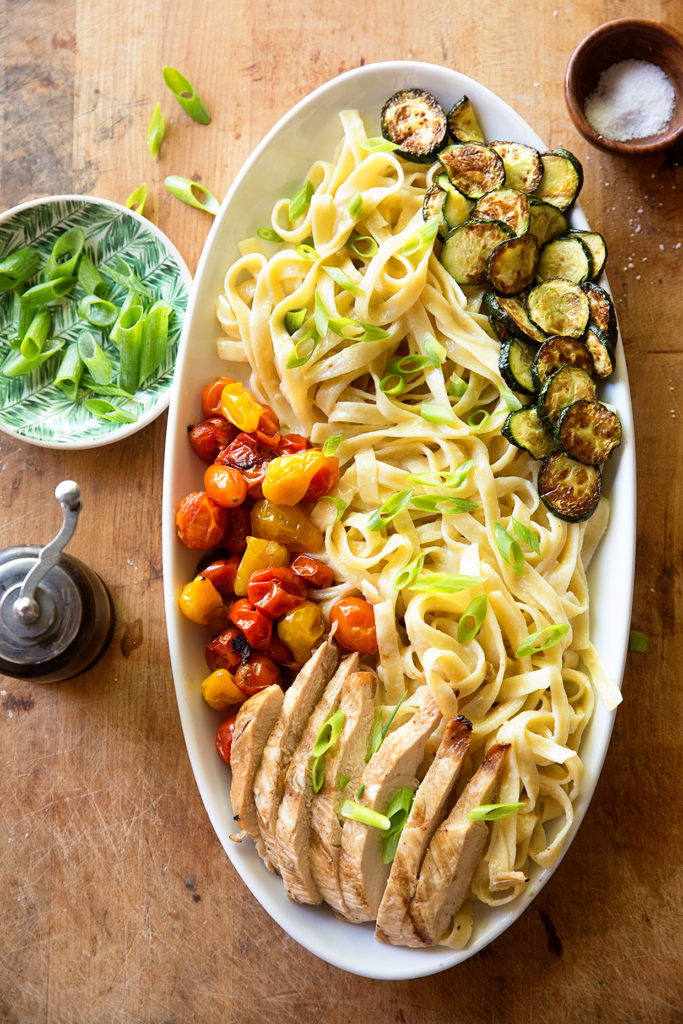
[
  {"left": 275, "top": 653, "right": 360, "bottom": 905},
  {"left": 229, "top": 684, "right": 284, "bottom": 839},
  {"left": 309, "top": 670, "right": 377, "bottom": 918},
  {"left": 375, "top": 715, "right": 472, "bottom": 945},
  {"left": 407, "top": 742, "right": 510, "bottom": 946},
  {"left": 253, "top": 637, "right": 339, "bottom": 870},
  {"left": 338, "top": 691, "right": 442, "bottom": 922}
]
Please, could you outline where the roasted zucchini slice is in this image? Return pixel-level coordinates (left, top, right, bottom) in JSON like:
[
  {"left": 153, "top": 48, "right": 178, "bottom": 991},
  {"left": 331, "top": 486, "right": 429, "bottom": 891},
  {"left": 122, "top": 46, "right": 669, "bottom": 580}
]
[
  {"left": 583, "top": 324, "right": 616, "bottom": 379},
  {"left": 556, "top": 399, "right": 622, "bottom": 465},
  {"left": 582, "top": 281, "right": 617, "bottom": 344},
  {"left": 490, "top": 140, "right": 543, "bottom": 193},
  {"left": 503, "top": 406, "right": 557, "bottom": 460},
  {"left": 538, "top": 453, "right": 602, "bottom": 522},
  {"left": 533, "top": 149, "right": 584, "bottom": 210},
  {"left": 381, "top": 88, "right": 448, "bottom": 163},
  {"left": 568, "top": 230, "right": 607, "bottom": 279},
  {"left": 537, "top": 235, "right": 593, "bottom": 284},
  {"left": 486, "top": 235, "right": 539, "bottom": 295},
  {"left": 435, "top": 172, "right": 473, "bottom": 228},
  {"left": 532, "top": 335, "right": 595, "bottom": 389},
  {"left": 484, "top": 290, "right": 547, "bottom": 344},
  {"left": 539, "top": 365, "right": 597, "bottom": 427},
  {"left": 527, "top": 279, "right": 590, "bottom": 338},
  {"left": 423, "top": 185, "right": 450, "bottom": 238},
  {"left": 472, "top": 187, "right": 530, "bottom": 235},
  {"left": 440, "top": 219, "right": 513, "bottom": 285},
  {"left": 528, "top": 199, "right": 568, "bottom": 246},
  {"left": 499, "top": 337, "right": 537, "bottom": 395},
  {"left": 447, "top": 96, "right": 485, "bottom": 143},
  {"left": 438, "top": 143, "right": 505, "bottom": 199}
]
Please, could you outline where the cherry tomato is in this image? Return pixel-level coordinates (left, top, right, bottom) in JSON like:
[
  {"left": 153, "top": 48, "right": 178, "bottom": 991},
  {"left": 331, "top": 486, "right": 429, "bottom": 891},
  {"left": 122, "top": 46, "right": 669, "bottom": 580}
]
[
  {"left": 330, "top": 596, "right": 378, "bottom": 654},
  {"left": 290, "top": 554, "right": 334, "bottom": 588},
  {"left": 197, "top": 554, "right": 241, "bottom": 596},
  {"left": 215, "top": 714, "right": 238, "bottom": 765},
  {"left": 234, "top": 653, "right": 280, "bottom": 696},
  {"left": 228, "top": 598, "right": 272, "bottom": 651},
  {"left": 222, "top": 504, "right": 252, "bottom": 554},
  {"left": 277, "top": 433, "right": 310, "bottom": 456},
  {"left": 205, "top": 626, "right": 246, "bottom": 673},
  {"left": 176, "top": 491, "right": 228, "bottom": 550},
  {"left": 255, "top": 404, "right": 281, "bottom": 450},
  {"left": 247, "top": 566, "right": 307, "bottom": 618},
  {"left": 188, "top": 417, "right": 237, "bottom": 464},
  {"left": 303, "top": 456, "right": 340, "bottom": 501},
  {"left": 204, "top": 464, "right": 248, "bottom": 508},
  {"left": 217, "top": 433, "right": 273, "bottom": 501},
  {"left": 267, "top": 632, "right": 296, "bottom": 668},
  {"left": 201, "top": 376, "right": 236, "bottom": 419}
]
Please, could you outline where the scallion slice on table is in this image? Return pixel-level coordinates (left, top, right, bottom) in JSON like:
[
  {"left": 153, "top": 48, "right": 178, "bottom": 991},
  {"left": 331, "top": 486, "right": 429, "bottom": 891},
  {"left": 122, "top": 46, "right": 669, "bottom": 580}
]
[
  {"left": 126, "top": 183, "right": 148, "bottom": 216},
  {"left": 19, "top": 309, "right": 51, "bottom": 360},
  {"left": 467, "top": 801, "right": 525, "bottom": 822},
  {"left": 629, "top": 630, "right": 649, "bottom": 653},
  {"left": 139, "top": 299, "right": 171, "bottom": 385},
  {"left": 165, "top": 175, "right": 220, "bottom": 215},
  {"left": 162, "top": 66, "right": 211, "bottom": 124},
  {"left": 54, "top": 343, "right": 84, "bottom": 401},
  {"left": 77, "top": 330, "right": 113, "bottom": 386},
  {"left": 515, "top": 623, "right": 569, "bottom": 659},
  {"left": 457, "top": 594, "right": 488, "bottom": 644},
  {"left": 147, "top": 102, "right": 165, "bottom": 158},
  {"left": 45, "top": 226, "right": 85, "bottom": 280},
  {"left": 0, "top": 247, "right": 41, "bottom": 291},
  {"left": 20, "top": 276, "right": 77, "bottom": 306}
]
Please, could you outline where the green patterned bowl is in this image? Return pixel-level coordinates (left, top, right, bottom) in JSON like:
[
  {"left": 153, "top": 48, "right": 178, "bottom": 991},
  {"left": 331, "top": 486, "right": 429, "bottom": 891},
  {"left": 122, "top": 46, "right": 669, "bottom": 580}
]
[{"left": 0, "top": 195, "right": 191, "bottom": 449}]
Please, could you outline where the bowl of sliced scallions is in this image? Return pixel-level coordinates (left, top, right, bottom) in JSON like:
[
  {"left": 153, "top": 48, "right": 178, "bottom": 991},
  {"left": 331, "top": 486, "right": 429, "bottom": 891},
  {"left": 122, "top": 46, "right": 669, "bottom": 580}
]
[{"left": 0, "top": 194, "right": 191, "bottom": 448}]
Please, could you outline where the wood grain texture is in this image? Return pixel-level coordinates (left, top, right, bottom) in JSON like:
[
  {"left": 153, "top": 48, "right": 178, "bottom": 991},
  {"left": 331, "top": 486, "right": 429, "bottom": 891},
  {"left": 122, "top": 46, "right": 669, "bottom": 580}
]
[{"left": 1, "top": 1, "right": 681, "bottom": 1021}]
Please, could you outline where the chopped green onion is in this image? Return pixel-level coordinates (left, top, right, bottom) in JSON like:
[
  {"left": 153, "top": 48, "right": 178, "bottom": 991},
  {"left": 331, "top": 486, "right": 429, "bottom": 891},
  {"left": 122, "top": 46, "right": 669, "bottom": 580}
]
[
  {"left": 399, "top": 217, "right": 439, "bottom": 256},
  {"left": 77, "top": 253, "right": 106, "bottom": 297},
  {"left": 0, "top": 247, "right": 41, "bottom": 291},
  {"left": 468, "top": 409, "right": 491, "bottom": 430},
  {"left": 467, "top": 801, "right": 525, "bottom": 822},
  {"left": 77, "top": 330, "right": 113, "bottom": 386},
  {"left": 381, "top": 786, "right": 415, "bottom": 864},
  {"left": 294, "top": 243, "right": 318, "bottom": 261},
  {"left": 357, "top": 782, "right": 365, "bottom": 798},
  {"left": 1, "top": 338, "right": 64, "bottom": 377},
  {"left": 392, "top": 551, "right": 426, "bottom": 591},
  {"left": 356, "top": 322, "right": 391, "bottom": 343},
  {"left": 347, "top": 234, "right": 378, "bottom": 258},
  {"left": 457, "top": 595, "right": 488, "bottom": 644},
  {"left": 162, "top": 66, "right": 210, "bottom": 124},
  {"left": 511, "top": 518, "right": 540, "bottom": 556},
  {"left": 423, "top": 335, "right": 447, "bottom": 367},
  {"left": 340, "top": 801, "right": 390, "bottom": 831},
  {"left": 339, "top": 773, "right": 350, "bottom": 791},
  {"left": 411, "top": 494, "right": 478, "bottom": 515},
  {"left": 126, "top": 183, "right": 148, "bottom": 216},
  {"left": 116, "top": 304, "right": 144, "bottom": 393},
  {"left": 387, "top": 354, "right": 432, "bottom": 374},
  {"left": 411, "top": 573, "right": 484, "bottom": 594},
  {"left": 317, "top": 495, "right": 347, "bottom": 524},
  {"left": 629, "top": 630, "right": 649, "bottom": 653},
  {"left": 326, "top": 316, "right": 361, "bottom": 339},
  {"left": 83, "top": 397, "right": 137, "bottom": 424},
  {"left": 367, "top": 691, "right": 408, "bottom": 762},
  {"left": 103, "top": 259, "right": 154, "bottom": 299},
  {"left": 288, "top": 180, "right": 314, "bottom": 223},
  {"left": 314, "top": 290, "right": 329, "bottom": 338},
  {"left": 78, "top": 295, "right": 118, "bottom": 328},
  {"left": 421, "top": 402, "right": 454, "bottom": 425},
  {"left": 165, "top": 175, "right": 220, "bottom": 215},
  {"left": 54, "top": 343, "right": 84, "bottom": 401},
  {"left": 322, "top": 433, "right": 343, "bottom": 456},
  {"left": 82, "top": 381, "right": 141, "bottom": 401},
  {"left": 379, "top": 372, "right": 406, "bottom": 395},
  {"left": 19, "top": 309, "right": 50, "bottom": 360},
  {"left": 147, "top": 102, "right": 165, "bottom": 158},
  {"left": 312, "top": 709, "right": 346, "bottom": 759},
  {"left": 347, "top": 191, "right": 363, "bottom": 219},
  {"left": 285, "top": 308, "right": 307, "bottom": 334},
  {"left": 257, "top": 227, "right": 283, "bottom": 242},
  {"left": 45, "top": 227, "right": 85, "bottom": 280},
  {"left": 285, "top": 331, "right": 318, "bottom": 370},
  {"left": 323, "top": 266, "right": 364, "bottom": 294},
  {"left": 515, "top": 623, "right": 569, "bottom": 659},
  {"left": 361, "top": 137, "right": 400, "bottom": 153},
  {"left": 11, "top": 291, "right": 33, "bottom": 343},
  {"left": 499, "top": 387, "right": 523, "bottom": 411},
  {"left": 494, "top": 521, "right": 524, "bottom": 576},
  {"left": 367, "top": 489, "right": 414, "bottom": 532},
  {"left": 447, "top": 372, "right": 467, "bottom": 398},
  {"left": 406, "top": 463, "right": 473, "bottom": 489},
  {"left": 20, "top": 276, "right": 77, "bottom": 306},
  {"left": 139, "top": 299, "right": 171, "bottom": 385}
]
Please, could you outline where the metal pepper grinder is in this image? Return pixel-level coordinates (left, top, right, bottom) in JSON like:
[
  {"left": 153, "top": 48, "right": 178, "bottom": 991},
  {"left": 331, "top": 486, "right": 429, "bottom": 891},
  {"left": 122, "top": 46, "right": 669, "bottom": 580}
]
[{"left": 0, "top": 481, "right": 115, "bottom": 683}]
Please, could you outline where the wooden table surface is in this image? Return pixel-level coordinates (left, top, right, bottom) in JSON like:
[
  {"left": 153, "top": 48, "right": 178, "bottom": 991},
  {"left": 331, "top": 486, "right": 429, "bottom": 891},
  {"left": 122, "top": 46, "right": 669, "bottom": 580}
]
[{"left": 1, "top": 2, "right": 681, "bottom": 1021}]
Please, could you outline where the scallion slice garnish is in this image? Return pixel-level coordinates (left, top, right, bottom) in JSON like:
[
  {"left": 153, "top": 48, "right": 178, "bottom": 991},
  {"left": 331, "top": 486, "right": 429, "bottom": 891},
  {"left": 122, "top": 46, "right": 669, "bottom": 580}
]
[
  {"left": 423, "top": 335, "right": 446, "bottom": 367},
  {"left": 499, "top": 387, "right": 523, "bottom": 411},
  {"left": 294, "top": 243, "right": 318, "bottom": 261},
  {"left": 322, "top": 433, "right": 343, "bottom": 456},
  {"left": 387, "top": 354, "right": 432, "bottom": 374},
  {"left": 411, "top": 494, "right": 478, "bottom": 515},
  {"left": 257, "top": 227, "right": 284, "bottom": 242},
  {"left": 457, "top": 594, "right": 488, "bottom": 644},
  {"left": 147, "top": 102, "right": 165, "bottom": 158},
  {"left": 392, "top": 551, "right": 426, "bottom": 590},
  {"left": 381, "top": 786, "right": 415, "bottom": 864},
  {"left": 311, "top": 708, "right": 346, "bottom": 793},
  {"left": 515, "top": 623, "right": 569, "bottom": 659},
  {"left": 379, "top": 371, "right": 406, "bottom": 395},
  {"left": 357, "top": 782, "right": 365, "bottom": 799},
  {"left": 323, "top": 266, "right": 364, "bottom": 294},
  {"left": 317, "top": 495, "right": 347, "bottom": 524},
  {"left": 468, "top": 408, "right": 491, "bottom": 430},
  {"left": 284, "top": 307, "right": 307, "bottom": 334},
  {"left": 366, "top": 691, "right": 408, "bottom": 762},
  {"left": 511, "top": 517, "right": 540, "bottom": 556},
  {"left": 314, "top": 289, "right": 329, "bottom": 337},
  {"left": 288, "top": 180, "right": 314, "bottom": 223},
  {"left": 339, "top": 773, "right": 350, "bottom": 791},
  {"left": 421, "top": 402, "right": 454, "bottom": 425},
  {"left": 361, "top": 136, "right": 400, "bottom": 153},
  {"left": 411, "top": 573, "right": 484, "bottom": 594},
  {"left": 327, "top": 316, "right": 389, "bottom": 343},
  {"left": 629, "top": 629, "right": 649, "bottom": 653},
  {"left": 367, "top": 489, "right": 414, "bottom": 532},
  {"left": 340, "top": 801, "right": 390, "bottom": 830},
  {"left": 467, "top": 801, "right": 525, "bottom": 822},
  {"left": 285, "top": 329, "right": 318, "bottom": 369},
  {"left": 406, "top": 462, "right": 473, "bottom": 489},
  {"left": 126, "top": 184, "right": 148, "bottom": 216},
  {"left": 399, "top": 217, "right": 439, "bottom": 256},
  {"left": 494, "top": 521, "right": 524, "bottom": 576},
  {"left": 347, "top": 192, "right": 363, "bottom": 219},
  {"left": 347, "top": 234, "right": 378, "bottom": 258},
  {"left": 162, "top": 66, "right": 211, "bottom": 124},
  {"left": 164, "top": 176, "right": 220, "bottom": 215},
  {"left": 447, "top": 373, "right": 467, "bottom": 398}
]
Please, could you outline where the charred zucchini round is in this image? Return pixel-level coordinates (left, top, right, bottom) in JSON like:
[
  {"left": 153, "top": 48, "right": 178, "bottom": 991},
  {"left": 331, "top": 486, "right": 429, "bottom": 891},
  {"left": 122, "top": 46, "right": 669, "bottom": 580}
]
[
  {"left": 438, "top": 143, "right": 505, "bottom": 199},
  {"left": 440, "top": 219, "right": 513, "bottom": 285},
  {"left": 538, "top": 453, "right": 602, "bottom": 522},
  {"left": 532, "top": 335, "right": 595, "bottom": 389},
  {"left": 422, "top": 185, "right": 449, "bottom": 237},
  {"left": 447, "top": 96, "right": 485, "bottom": 143},
  {"left": 583, "top": 324, "right": 616, "bottom": 379},
  {"left": 537, "top": 236, "right": 593, "bottom": 284},
  {"left": 486, "top": 235, "right": 539, "bottom": 296},
  {"left": 381, "top": 89, "right": 448, "bottom": 163},
  {"left": 484, "top": 291, "right": 547, "bottom": 345},
  {"left": 527, "top": 279, "right": 590, "bottom": 338},
  {"left": 568, "top": 230, "right": 607, "bottom": 280},
  {"left": 472, "top": 187, "right": 530, "bottom": 235},
  {"left": 556, "top": 399, "right": 622, "bottom": 465},
  {"left": 539, "top": 365, "right": 597, "bottom": 427},
  {"left": 528, "top": 199, "right": 568, "bottom": 246},
  {"left": 490, "top": 140, "right": 543, "bottom": 193},
  {"left": 502, "top": 406, "right": 557, "bottom": 460},
  {"left": 582, "top": 281, "right": 617, "bottom": 345},
  {"left": 533, "top": 149, "right": 584, "bottom": 210},
  {"left": 435, "top": 172, "right": 473, "bottom": 228},
  {"left": 499, "top": 337, "right": 537, "bottom": 395}
]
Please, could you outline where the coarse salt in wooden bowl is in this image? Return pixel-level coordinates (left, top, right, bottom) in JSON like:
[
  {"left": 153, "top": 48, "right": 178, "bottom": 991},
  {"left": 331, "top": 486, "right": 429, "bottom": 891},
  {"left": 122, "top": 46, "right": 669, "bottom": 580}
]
[{"left": 565, "top": 18, "right": 683, "bottom": 155}]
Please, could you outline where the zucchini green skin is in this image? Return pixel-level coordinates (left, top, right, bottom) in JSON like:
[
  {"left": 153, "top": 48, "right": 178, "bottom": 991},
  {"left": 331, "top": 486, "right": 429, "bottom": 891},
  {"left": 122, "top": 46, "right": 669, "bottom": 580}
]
[
  {"left": 532, "top": 149, "right": 584, "bottom": 211},
  {"left": 502, "top": 406, "right": 558, "bottom": 460},
  {"left": 435, "top": 172, "right": 473, "bottom": 228},
  {"left": 423, "top": 184, "right": 449, "bottom": 238},
  {"left": 439, "top": 218, "right": 513, "bottom": 285},
  {"left": 490, "top": 140, "right": 543, "bottom": 193},
  {"left": 483, "top": 290, "right": 547, "bottom": 345},
  {"left": 583, "top": 324, "right": 616, "bottom": 379},
  {"left": 527, "top": 278, "right": 590, "bottom": 338},
  {"left": 568, "top": 230, "right": 607, "bottom": 280},
  {"left": 499, "top": 337, "right": 537, "bottom": 395},
  {"left": 486, "top": 234, "right": 539, "bottom": 296},
  {"left": 438, "top": 143, "right": 505, "bottom": 199},
  {"left": 472, "top": 187, "right": 530, "bottom": 236},
  {"left": 532, "top": 335, "right": 595, "bottom": 390},
  {"left": 537, "top": 452, "right": 602, "bottom": 522},
  {"left": 556, "top": 399, "right": 622, "bottom": 465},
  {"left": 447, "top": 96, "right": 485, "bottom": 143},
  {"left": 381, "top": 88, "right": 448, "bottom": 163},
  {"left": 537, "top": 235, "right": 593, "bottom": 285},
  {"left": 539, "top": 364, "right": 597, "bottom": 427},
  {"left": 582, "top": 281, "right": 617, "bottom": 345},
  {"left": 528, "top": 199, "right": 568, "bottom": 246}
]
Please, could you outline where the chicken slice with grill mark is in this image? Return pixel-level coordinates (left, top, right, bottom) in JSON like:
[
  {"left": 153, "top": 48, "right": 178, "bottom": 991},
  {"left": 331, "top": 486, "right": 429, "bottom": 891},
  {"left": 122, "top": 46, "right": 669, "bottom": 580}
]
[
  {"left": 338, "top": 691, "right": 442, "bottom": 923},
  {"left": 253, "top": 637, "right": 339, "bottom": 871},
  {"left": 407, "top": 742, "right": 510, "bottom": 946},
  {"left": 229, "top": 684, "right": 284, "bottom": 840},
  {"left": 275, "top": 653, "right": 360, "bottom": 905},
  {"left": 309, "top": 670, "right": 377, "bottom": 918},
  {"left": 375, "top": 715, "right": 472, "bottom": 945}
]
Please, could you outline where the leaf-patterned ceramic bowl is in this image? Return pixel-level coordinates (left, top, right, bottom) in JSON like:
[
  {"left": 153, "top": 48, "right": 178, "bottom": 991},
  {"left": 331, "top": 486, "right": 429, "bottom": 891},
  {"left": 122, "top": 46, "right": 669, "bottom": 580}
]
[{"left": 0, "top": 195, "right": 191, "bottom": 449}]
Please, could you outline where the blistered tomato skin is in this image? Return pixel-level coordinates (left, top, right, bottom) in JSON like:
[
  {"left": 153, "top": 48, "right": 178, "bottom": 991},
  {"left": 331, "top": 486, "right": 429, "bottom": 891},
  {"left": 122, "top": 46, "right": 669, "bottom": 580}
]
[
  {"left": 233, "top": 653, "right": 281, "bottom": 695},
  {"left": 330, "top": 597, "right": 378, "bottom": 654},
  {"left": 290, "top": 555, "right": 334, "bottom": 588},
  {"left": 216, "top": 433, "right": 273, "bottom": 501},
  {"left": 188, "top": 417, "right": 237, "bottom": 463},
  {"left": 254, "top": 404, "right": 281, "bottom": 450},
  {"left": 197, "top": 554, "right": 241, "bottom": 596},
  {"left": 204, "top": 464, "right": 248, "bottom": 508},
  {"left": 216, "top": 714, "right": 238, "bottom": 765},
  {"left": 247, "top": 566, "right": 307, "bottom": 618},
  {"left": 201, "top": 376, "right": 236, "bottom": 419},
  {"left": 277, "top": 433, "right": 310, "bottom": 456},
  {"left": 205, "top": 626, "right": 245, "bottom": 673},
  {"left": 277, "top": 601, "right": 325, "bottom": 663},
  {"left": 250, "top": 499, "right": 324, "bottom": 553},
  {"left": 176, "top": 492, "right": 229, "bottom": 550},
  {"left": 222, "top": 505, "right": 252, "bottom": 554},
  {"left": 228, "top": 598, "right": 273, "bottom": 651},
  {"left": 220, "top": 382, "right": 264, "bottom": 433}
]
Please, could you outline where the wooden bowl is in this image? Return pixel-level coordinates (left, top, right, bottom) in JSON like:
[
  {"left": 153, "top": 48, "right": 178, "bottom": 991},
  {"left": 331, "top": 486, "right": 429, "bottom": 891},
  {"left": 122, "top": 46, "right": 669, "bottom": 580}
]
[{"left": 565, "top": 18, "right": 683, "bottom": 155}]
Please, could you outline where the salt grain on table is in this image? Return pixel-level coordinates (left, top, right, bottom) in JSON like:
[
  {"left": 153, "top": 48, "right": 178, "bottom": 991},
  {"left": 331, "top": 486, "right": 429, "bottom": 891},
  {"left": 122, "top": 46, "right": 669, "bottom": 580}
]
[{"left": 584, "top": 59, "right": 676, "bottom": 141}]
